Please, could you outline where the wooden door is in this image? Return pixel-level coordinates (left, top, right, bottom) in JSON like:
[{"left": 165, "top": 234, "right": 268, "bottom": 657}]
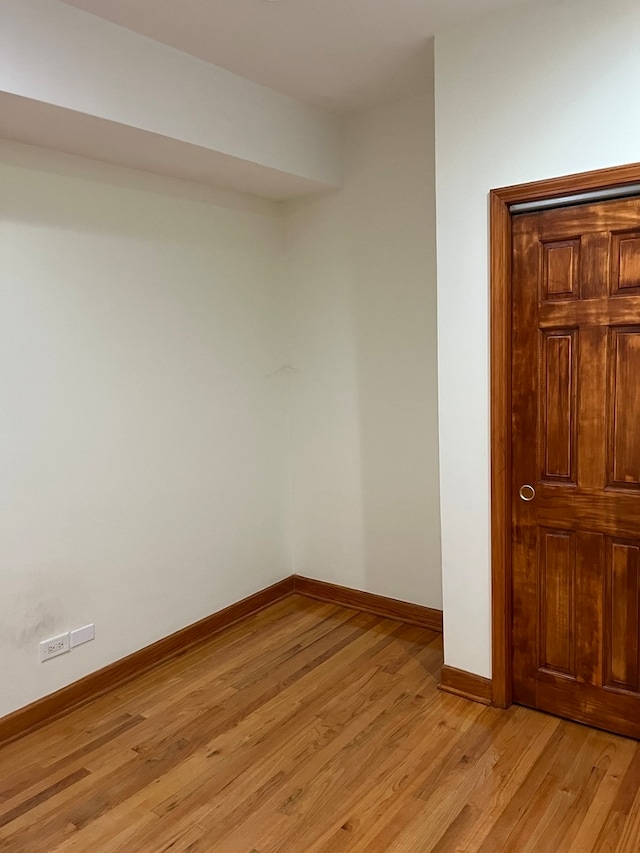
[{"left": 512, "top": 197, "right": 640, "bottom": 738}]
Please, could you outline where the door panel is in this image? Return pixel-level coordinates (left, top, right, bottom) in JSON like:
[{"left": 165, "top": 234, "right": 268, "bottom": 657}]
[
  {"left": 542, "top": 239, "right": 580, "bottom": 300},
  {"left": 605, "top": 538, "right": 640, "bottom": 691},
  {"left": 538, "top": 527, "right": 576, "bottom": 677},
  {"left": 512, "top": 198, "right": 640, "bottom": 738},
  {"left": 540, "top": 330, "right": 576, "bottom": 482},
  {"left": 611, "top": 231, "right": 640, "bottom": 295},
  {"left": 609, "top": 329, "right": 640, "bottom": 487}
]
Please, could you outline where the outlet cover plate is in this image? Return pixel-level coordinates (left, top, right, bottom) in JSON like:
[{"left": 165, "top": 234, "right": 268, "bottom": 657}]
[
  {"left": 40, "top": 632, "right": 70, "bottom": 662},
  {"left": 70, "top": 623, "right": 95, "bottom": 648}
]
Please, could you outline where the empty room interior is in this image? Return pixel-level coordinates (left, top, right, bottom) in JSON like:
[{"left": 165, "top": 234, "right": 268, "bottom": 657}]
[{"left": 3, "top": 0, "right": 640, "bottom": 850}]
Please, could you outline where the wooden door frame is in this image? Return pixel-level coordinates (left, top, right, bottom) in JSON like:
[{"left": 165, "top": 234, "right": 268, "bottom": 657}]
[{"left": 490, "top": 161, "right": 640, "bottom": 708}]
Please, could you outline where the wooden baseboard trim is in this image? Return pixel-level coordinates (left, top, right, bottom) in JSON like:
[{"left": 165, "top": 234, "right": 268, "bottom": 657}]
[
  {"left": 1, "top": 574, "right": 443, "bottom": 746},
  {"left": 0, "top": 576, "right": 294, "bottom": 747},
  {"left": 293, "top": 576, "right": 443, "bottom": 633},
  {"left": 439, "top": 665, "right": 493, "bottom": 705}
]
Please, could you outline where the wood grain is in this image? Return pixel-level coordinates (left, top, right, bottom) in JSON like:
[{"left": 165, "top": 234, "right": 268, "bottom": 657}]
[
  {"left": 490, "top": 163, "right": 640, "bottom": 716},
  {"left": 0, "top": 576, "right": 295, "bottom": 746},
  {"left": 610, "top": 329, "right": 640, "bottom": 487},
  {"left": 541, "top": 331, "right": 576, "bottom": 481},
  {"left": 490, "top": 188, "right": 513, "bottom": 709},
  {"left": 1, "top": 597, "right": 639, "bottom": 852},
  {"left": 439, "top": 665, "right": 493, "bottom": 705},
  {"left": 511, "top": 198, "right": 640, "bottom": 738},
  {"left": 1, "top": 576, "right": 443, "bottom": 747},
  {"left": 294, "top": 575, "right": 443, "bottom": 632},
  {"left": 493, "top": 161, "right": 640, "bottom": 205}
]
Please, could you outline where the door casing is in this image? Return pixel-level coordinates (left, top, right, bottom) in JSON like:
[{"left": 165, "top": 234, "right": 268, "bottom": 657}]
[{"left": 490, "top": 162, "right": 640, "bottom": 709}]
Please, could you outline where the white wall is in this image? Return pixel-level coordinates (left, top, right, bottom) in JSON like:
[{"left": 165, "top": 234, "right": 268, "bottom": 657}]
[
  {"left": 0, "top": 0, "right": 343, "bottom": 194},
  {"left": 435, "top": 0, "right": 640, "bottom": 676},
  {"left": 0, "top": 144, "right": 289, "bottom": 717},
  {"left": 283, "top": 92, "right": 442, "bottom": 608}
]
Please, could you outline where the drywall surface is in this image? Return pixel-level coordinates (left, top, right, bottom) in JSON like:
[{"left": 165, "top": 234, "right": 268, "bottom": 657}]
[
  {"left": 0, "top": 146, "right": 288, "bottom": 716},
  {"left": 435, "top": 0, "right": 640, "bottom": 676},
  {"left": 283, "top": 92, "right": 442, "bottom": 608},
  {"left": 0, "top": 0, "right": 343, "bottom": 193}
]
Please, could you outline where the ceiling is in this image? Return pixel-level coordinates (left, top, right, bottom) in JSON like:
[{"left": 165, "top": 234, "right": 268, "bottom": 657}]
[{"left": 60, "top": 0, "right": 532, "bottom": 112}]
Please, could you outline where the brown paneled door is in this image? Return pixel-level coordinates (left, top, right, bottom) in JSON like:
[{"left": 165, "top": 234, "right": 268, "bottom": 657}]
[{"left": 512, "top": 198, "right": 640, "bottom": 738}]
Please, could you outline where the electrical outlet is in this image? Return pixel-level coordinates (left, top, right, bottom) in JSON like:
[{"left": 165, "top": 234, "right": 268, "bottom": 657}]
[
  {"left": 40, "top": 632, "right": 70, "bottom": 662},
  {"left": 70, "top": 623, "right": 95, "bottom": 648}
]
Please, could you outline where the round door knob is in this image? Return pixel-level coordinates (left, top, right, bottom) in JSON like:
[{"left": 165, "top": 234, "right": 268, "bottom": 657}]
[{"left": 519, "top": 484, "right": 536, "bottom": 502}]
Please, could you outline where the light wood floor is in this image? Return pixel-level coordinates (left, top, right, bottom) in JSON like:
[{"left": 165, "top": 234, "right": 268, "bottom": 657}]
[{"left": 2, "top": 595, "right": 640, "bottom": 852}]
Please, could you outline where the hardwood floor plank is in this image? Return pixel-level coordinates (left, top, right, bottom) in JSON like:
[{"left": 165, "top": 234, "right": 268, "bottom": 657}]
[
  {"left": 1, "top": 596, "right": 639, "bottom": 852},
  {"left": 210, "top": 680, "right": 436, "bottom": 851},
  {"left": 591, "top": 748, "right": 640, "bottom": 852},
  {"left": 476, "top": 722, "right": 605, "bottom": 853},
  {"left": 368, "top": 708, "right": 524, "bottom": 851},
  {"left": 46, "top": 615, "right": 407, "bottom": 853},
  {"left": 178, "top": 631, "right": 434, "bottom": 849},
  {"left": 544, "top": 731, "right": 626, "bottom": 852},
  {"left": 567, "top": 736, "right": 637, "bottom": 852},
  {"left": 144, "top": 625, "right": 420, "bottom": 849},
  {"left": 235, "top": 655, "right": 474, "bottom": 851},
  {"left": 309, "top": 698, "right": 486, "bottom": 852},
  {"left": 420, "top": 707, "right": 561, "bottom": 852},
  {"left": 617, "top": 789, "right": 640, "bottom": 853},
  {"left": 0, "top": 769, "right": 91, "bottom": 830},
  {"left": 423, "top": 707, "right": 546, "bottom": 836},
  {"left": 519, "top": 730, "right": 610, "bottom": 853}
]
